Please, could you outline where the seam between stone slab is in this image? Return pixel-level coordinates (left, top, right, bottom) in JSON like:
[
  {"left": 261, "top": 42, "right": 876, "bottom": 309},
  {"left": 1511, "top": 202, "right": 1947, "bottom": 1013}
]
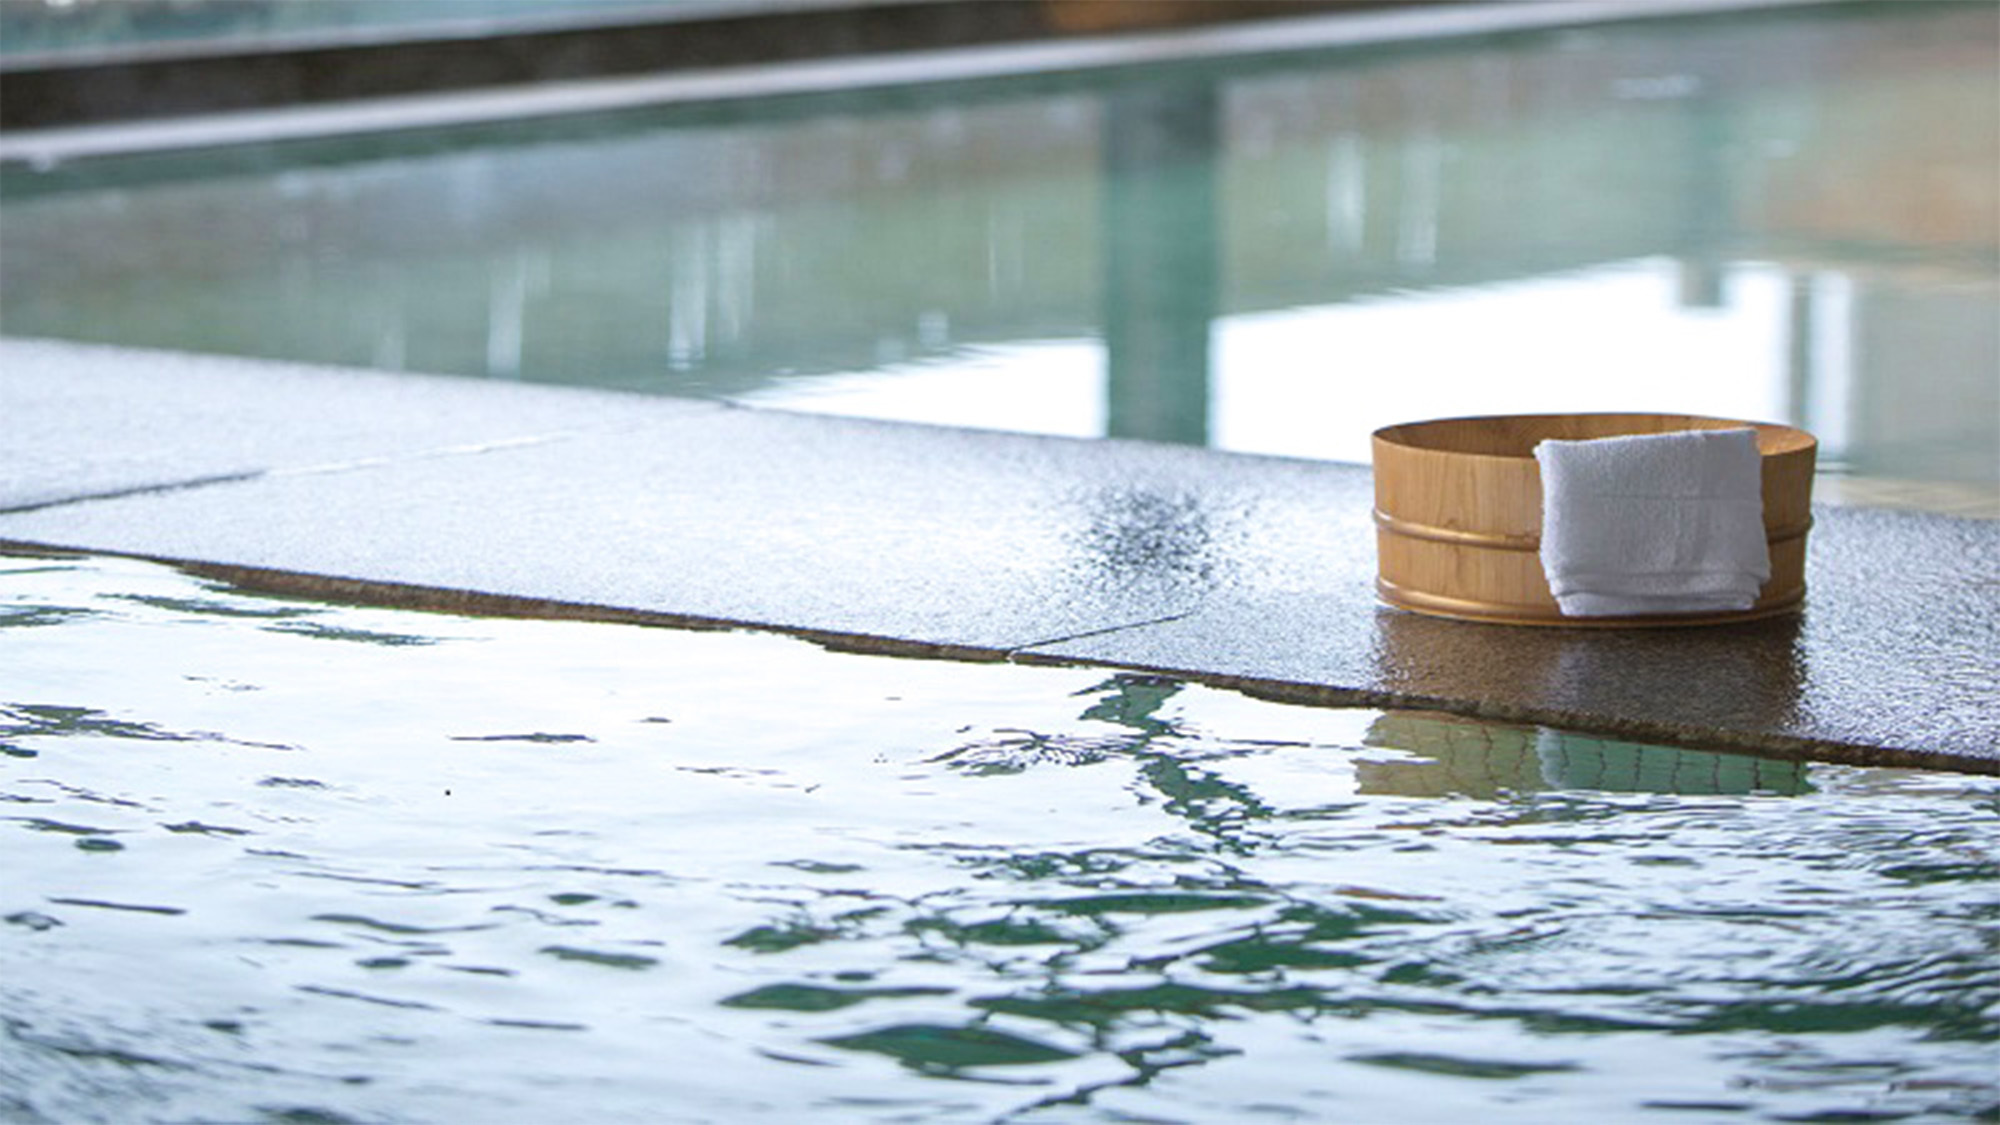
[
  {"left": 0, "top": 471, "right": 270, "bottom": 516},
  {"left": 1, "top": 428, "right": 619, "bottom": 516},
  {"left": 999, "top": 610, "right": 1202, "bottom": 658},
  {"left": 264, "top": 429, "right": 624, "bottom": 479}
]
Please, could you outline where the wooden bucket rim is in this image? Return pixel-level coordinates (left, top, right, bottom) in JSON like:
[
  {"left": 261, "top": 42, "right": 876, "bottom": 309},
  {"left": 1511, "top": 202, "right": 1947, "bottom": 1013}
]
[
  {"left": 1372, "top": 412, "right": 1818, "bottom": 462},
  {"left": 1375, "top": 577, "right": 1806, "bottom": 627}
]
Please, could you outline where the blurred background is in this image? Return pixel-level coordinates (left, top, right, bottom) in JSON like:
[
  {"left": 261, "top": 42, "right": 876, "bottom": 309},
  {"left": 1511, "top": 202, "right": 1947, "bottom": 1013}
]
[{"left": 2, "top": 0, "right": 1994, "bottom": 512}]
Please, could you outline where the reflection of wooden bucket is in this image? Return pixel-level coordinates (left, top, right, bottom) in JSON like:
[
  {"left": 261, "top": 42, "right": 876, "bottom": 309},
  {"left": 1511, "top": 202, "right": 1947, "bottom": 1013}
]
[
  {"left": 1357, "top": 712, "right": 1814, "bottom": 797},
  {"left": 1371, "top": 414, "right": 1817, "bottom": 627}
]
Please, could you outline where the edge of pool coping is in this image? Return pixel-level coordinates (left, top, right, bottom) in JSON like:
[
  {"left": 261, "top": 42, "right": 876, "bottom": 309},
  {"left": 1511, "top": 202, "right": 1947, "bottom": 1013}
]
[
  {"left": 8, "top": 540, "right": 1992, "bottom": 778},
  {"left": 0, "top": 0, "right": 1844, "bottom": 167},
  {"left": 1, "top": 0, "right": 1990, "bottom": 778}
]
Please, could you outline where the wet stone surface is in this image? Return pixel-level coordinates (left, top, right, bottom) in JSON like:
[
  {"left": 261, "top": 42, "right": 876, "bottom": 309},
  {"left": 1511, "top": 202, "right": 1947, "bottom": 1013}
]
[
  {"left": 3, "top": 338, "right": 1995, "bottom": 769},
  {"left": 1027, "top": 504, "right": 2000, "bottom": 769},
  {"left": 0, "top": 338, "right": 723, "bottom": 511}
]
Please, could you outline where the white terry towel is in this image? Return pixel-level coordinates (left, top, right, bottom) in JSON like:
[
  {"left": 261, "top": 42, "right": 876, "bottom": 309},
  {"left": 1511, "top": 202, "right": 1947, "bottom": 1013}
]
[{"left": 1534, "top": 428, "right": 1770, "bottom": 617}]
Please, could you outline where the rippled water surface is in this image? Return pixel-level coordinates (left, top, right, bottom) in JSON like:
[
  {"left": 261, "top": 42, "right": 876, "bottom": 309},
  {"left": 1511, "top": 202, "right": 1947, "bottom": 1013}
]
[{"left": 4, "top": 553, "right": 1996, "bottom": 1123}]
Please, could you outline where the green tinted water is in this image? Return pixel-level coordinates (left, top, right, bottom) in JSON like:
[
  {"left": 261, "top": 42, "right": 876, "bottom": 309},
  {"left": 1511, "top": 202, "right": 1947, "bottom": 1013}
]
[
  {"left": 0, "top": 0, "right": 692, "bottom": 57},
  {"left": 2, "top": 2, "right": 1995, "bottom": 489},
  {"left": 4, "top": 553, "right": 1995, "bottom": 1122}
]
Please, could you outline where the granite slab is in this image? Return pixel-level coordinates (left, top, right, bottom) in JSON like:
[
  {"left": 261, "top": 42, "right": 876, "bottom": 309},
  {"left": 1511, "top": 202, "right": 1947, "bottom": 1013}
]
[
  {"left": 1018, "top": 504, "right": 2000, "bottom": 772},
  {"left": 3, "top": 338, "right": 1994, "bottom": 772},
  {"left": 0, "top": 338, "right": 720, "bottom": 511}
]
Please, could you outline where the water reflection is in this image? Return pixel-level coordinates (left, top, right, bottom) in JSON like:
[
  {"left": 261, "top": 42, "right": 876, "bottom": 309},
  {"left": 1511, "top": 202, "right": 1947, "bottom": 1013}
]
[
  {"left": 0, "top": 2, "right": 1992, "bottom": 490},
  {"left": 1103, "top": 80, "right": 1217, "bottom": 446},
  {"left": 5, "top": 553, "right": 1997, "bottom": 1122},
  {"left": 1358, "top": 711, "right": 1812, "bottom": 799}
]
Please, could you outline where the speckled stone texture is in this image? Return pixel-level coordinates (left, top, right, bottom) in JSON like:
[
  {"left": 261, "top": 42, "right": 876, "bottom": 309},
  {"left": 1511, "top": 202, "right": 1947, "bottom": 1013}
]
[
  {"left": 1024, "top": 504, "right": 2000, "bottom": 771},
  {"left": 0, "top": 339, "right": 723, "bottom": 511},
  {"left": 3, "top": 338, "right": 1995, "bottom": 771}
]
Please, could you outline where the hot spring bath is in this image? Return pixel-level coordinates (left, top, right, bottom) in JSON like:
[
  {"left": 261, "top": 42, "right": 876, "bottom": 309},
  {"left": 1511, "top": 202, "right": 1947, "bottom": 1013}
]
[{"left": 3, "top": 552, "right": 1995, "bottom": 1122}]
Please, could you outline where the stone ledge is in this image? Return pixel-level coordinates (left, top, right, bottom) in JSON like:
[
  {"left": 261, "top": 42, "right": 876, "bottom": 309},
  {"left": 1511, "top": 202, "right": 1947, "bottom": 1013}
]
[{"left": 3, "top": 337, "right": 1995, "bottom": 772}]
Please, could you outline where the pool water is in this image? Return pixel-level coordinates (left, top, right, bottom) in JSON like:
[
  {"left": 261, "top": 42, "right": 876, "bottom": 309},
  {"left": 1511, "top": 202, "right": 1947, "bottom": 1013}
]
[
  {"left": 2, "top": 1, "right": 1995, "bottom": 494},
  {"left": 4, "top": 552, "right": 1996, "bottom": 1122},
  {"left": 0, "top": 0, "right": 699, "bottom": 59}
]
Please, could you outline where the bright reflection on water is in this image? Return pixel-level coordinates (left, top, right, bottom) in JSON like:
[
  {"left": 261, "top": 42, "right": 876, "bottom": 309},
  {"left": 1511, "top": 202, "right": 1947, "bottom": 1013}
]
[
  {"left": 4, "top": 553, "right": 1997, "bottom": 1123},
  {"left": 2, "top": 2, "right": 1994, "bottom": 493}
]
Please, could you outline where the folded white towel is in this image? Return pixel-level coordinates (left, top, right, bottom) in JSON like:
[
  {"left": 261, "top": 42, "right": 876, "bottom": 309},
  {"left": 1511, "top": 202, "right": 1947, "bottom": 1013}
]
[{"left": 1534, "top": 428, "right": 1770, "bottom": 617}]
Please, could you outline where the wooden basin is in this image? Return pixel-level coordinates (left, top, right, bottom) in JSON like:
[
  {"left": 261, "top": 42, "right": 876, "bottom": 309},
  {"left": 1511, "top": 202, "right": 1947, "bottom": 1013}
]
[{"left": 1371, "top": 413, "right": 1817, "bottom": 626}]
